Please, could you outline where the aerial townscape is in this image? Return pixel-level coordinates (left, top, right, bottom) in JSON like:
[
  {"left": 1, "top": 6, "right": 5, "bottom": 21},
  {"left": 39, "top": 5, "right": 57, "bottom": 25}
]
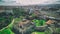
[{"left": 0, "top": 0, "right": 60, "bottom": 34}]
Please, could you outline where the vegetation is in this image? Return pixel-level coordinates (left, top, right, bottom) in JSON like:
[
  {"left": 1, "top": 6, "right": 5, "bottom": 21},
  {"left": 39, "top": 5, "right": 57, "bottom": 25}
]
[
  {"left": 0, "top": 8, "right": 27, "bottom": 34},
  {"left": 0, "top": 28, "right": 14, "bottom": 34},
  {"left": 13, "top": 8, "right": 26, "bottom": 18},
  {"left": 0, "top": 8, "right": 60, "bottom": 34},
  {"left": 0, "top": 12, "right": 13, "bottom": 29},
  {"left": 32, "top": 19, "right": 46, "bottom": 27},
  {"left": 0, "top": 12, "right": 14, "bottom": 34},
  {"left": 32, "top": 32, "right": 45, "bottom": 34}
]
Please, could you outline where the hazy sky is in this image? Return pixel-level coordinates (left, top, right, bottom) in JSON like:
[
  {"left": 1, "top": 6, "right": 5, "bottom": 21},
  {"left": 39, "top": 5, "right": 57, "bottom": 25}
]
[
  {"left": 0, "top": 0, "right": 60, "bottom": 6},
  {"left": 15, "top": 0, "right": 60, "bottom": 5}
]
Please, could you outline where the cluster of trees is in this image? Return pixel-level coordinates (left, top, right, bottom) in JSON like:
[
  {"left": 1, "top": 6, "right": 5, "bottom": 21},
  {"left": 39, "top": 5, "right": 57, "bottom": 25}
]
[
  {"left": 0, "top": 12, "right": 13, "bottom": 29},
  {"left": 13, "top": 8, "right": 27, "bottom": 18},
  {"left": 0, "top": 8, "right": 27, "bottom": 29},
  {"left": 41, "top": 7, "right": 59, "bottom": 11}
]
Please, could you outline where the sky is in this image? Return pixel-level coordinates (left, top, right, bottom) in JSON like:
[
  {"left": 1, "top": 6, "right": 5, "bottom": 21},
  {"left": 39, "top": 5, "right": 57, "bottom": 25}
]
[{"left": 0, "top": 0, "right": 60, "bottom": 6}]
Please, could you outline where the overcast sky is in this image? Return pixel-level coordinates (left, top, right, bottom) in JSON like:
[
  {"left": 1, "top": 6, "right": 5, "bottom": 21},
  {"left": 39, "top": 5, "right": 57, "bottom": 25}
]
[
  {"left": 0, "top": 0, "right": 60, "bottom": 6},
  {"left": 18, "top": 0, "right": 60, "bottom": 5}
]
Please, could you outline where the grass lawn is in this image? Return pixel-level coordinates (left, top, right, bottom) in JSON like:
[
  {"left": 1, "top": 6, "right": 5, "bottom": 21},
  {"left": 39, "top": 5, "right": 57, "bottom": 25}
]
[
  {"left": 32, "top": 32, "right": 45, "bottom": 34},
  {"left": 0, "top": 28, "right": 14, "bottom": 34}
]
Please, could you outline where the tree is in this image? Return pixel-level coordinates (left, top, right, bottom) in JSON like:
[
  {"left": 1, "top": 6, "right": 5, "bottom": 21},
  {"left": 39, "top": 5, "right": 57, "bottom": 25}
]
[{"left": 13, "top": 8, "right": 25, "bottom": 18}]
